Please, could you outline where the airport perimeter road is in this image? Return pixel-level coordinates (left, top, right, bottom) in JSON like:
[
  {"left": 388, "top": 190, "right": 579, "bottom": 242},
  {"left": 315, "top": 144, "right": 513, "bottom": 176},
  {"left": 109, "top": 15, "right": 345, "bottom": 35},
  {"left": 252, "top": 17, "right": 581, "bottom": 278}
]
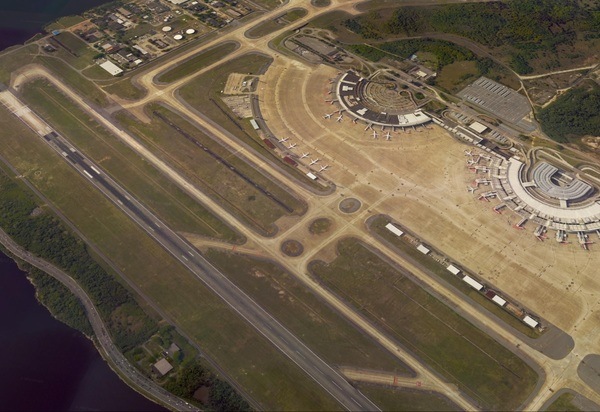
[
  {"left": 0, "top": 228, "right": 196, "bottom": 412},
  {"left": 0, "top": 90, "right": 379, "bottom": 412}
]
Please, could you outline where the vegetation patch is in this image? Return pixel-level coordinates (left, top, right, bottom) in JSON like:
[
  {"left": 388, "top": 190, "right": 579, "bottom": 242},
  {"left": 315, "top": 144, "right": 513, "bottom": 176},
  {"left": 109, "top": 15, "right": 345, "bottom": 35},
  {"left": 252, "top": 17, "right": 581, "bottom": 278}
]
[
  {"left": 308, "top": 238, "right": 538, "bottom": 410},
  {"left": 359, "top": 385, "right": 460, "bottom": 412},
  {"left": 539, "top": 82, "right": 600, "bottom": 144},
  {"left": 246, "top": 9, "right": 308, "bottom": 38},
  {"left": 116, "top": 104, "right": 305, "bottom": 235},
  {"left": 545, "top": 392, "right": 581, "bottom": 412},
  {"left": 21, "top": 80, "right": 241, "bottom": 242},
  {"left": 156, "top": 42, "right": 239, "bottom": 84},
  {"left": 342, "top": 1, "right": 600, "bottom": 73},
  {"left": 280, "top": 239, "right": 304, "bottom": 257},
  {"left": 308, "top": 217, "right": 332, "bottom": 235},
  {"left": 204, "top": 249, "right": 413, "bottom": 374}
]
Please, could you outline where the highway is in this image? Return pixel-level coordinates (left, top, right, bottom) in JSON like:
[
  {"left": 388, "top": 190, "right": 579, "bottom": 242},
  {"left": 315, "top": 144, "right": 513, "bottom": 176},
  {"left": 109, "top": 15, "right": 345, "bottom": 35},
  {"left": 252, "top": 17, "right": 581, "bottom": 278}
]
[{"left": 0, "top": 89, "right": 379, "bottom": 412}]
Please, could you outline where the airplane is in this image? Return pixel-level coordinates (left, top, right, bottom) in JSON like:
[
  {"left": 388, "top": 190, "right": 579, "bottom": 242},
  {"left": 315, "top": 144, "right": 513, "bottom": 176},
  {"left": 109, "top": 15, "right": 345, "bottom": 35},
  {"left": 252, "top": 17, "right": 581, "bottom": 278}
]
[
  {"left": 578, "top": 232, "right": 592, "bottom": 250},
  {"left": 364, "top": 123, "right": 373, "bottom": 131},
  {"left": 319, "top": 165, "right": 329, "bottom": 172},
  {"left": 300, "top": 152, "right": 310, "bottom": 159},
  {"left": 372, "top": 130, "right": 378, "bottom": 139},
  {"left": 467, "top": 186, "right": 476, "bottom": 193},
  {"left": 464, "top": 150, "right": 474, "bottom": 156},
  {"left": 466, "top": 159, "right": 478, "bottom": 166},
  {"left": 278, "top": 137, "right": 289, "bottom": 143},
  {"left": 352, "top": 117, "right": 358, "bottom": 124},
  {"left": 336, "top": 115, "right": 343, "bottom": 122},
  {"left": 309, "top": 158, "right": 320, "bottom": 166},
  {"left": 288, "top": 143, "right": 297, "bottom": 149},
  {"left": 324, "top": 113, "right": 333, "bottom": 119},
  {"left": 385, "top": 131, "right": 392, "bottom": 141}
]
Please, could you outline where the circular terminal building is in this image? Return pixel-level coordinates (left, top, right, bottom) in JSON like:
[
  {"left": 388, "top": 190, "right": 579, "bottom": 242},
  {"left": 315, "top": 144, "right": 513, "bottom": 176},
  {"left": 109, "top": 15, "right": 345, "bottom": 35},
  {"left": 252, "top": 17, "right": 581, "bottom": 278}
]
[
  {"left": 335, "top": 70, "right": 431, "bottom": 128},
  {"left": 489, "top": 156, "right": 600, "bottom": 235}
]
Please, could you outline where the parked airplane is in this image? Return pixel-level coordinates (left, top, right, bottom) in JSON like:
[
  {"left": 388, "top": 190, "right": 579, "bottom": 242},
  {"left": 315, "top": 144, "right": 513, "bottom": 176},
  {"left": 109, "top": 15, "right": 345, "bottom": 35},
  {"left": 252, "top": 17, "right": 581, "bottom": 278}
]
[
  {"left": 385, "top": 131, "right": 392, "bottom": 141},
  {"left": 372, "top": 130, "right": 378, "bottom": 139},
  {"left": 300, "top": 152, "right": 310, "bottom": 159},
  {"left": 364, "top": 123, "right": 373, "bottom": 131},
  {"left": 319, "top": 165, "right": 329, "bottom": 172},
  {"left": 352, "top": 117, "right": 358, "bottom": 124},
  {"left": 278, "top": 137, "right": 289, "bottom": 143},
  {"left": 324, "top": 113, "right": 333, "bottom": 119},
  {"left": 336, "top": 115, "right": 343, "bottom": 122},
  {"left": 464, "top": 150, "right": 474, "bottom": 156},
  {"left": 288, "top": 143, "right": 297, "bottom": 149},
  {"left": 309, "top": 158, "right": 320, "bottom": 166},
  {"left": 467, "top": 186, "right": 476, "bottom": 193}
]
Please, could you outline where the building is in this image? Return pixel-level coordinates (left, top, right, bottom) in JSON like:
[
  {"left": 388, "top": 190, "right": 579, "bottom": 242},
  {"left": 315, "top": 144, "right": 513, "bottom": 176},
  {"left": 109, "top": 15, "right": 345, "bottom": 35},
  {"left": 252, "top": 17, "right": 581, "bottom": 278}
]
[
  {"left": 99, "top": 61, "right": 123, "bottom": 76},
  {"left": 153, "top": 358, "right": 174, "bottom": 376}
]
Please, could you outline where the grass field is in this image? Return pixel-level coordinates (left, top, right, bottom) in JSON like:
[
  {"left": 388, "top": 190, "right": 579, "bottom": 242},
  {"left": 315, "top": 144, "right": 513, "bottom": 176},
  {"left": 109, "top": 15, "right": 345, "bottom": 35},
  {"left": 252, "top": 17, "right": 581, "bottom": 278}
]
[
  {"left": 47, "top": 32, "right": 98, "bottom": 70},
  {"left": 358, "top": 385, "right": 460, "bottom": 411},
  {"left": 156, "top": 42, "right": 239, "bottom": 84},
  {"left": 369, "top": 216, "right": 543, "bottom": 339},
  {"left": 309, "top": 238, "right": 538, "bottom": 411},
  {"left": 116, "top": 104, "right": 305, "bottom": 235},
  {"left": 246, "top": 9, "right": 308, "bottom": 38},
  {"left": 178, "top": 53, "right": 327, "bottom": 192},
  {"left": 101, "top": 76, "right": 147, "bottom": 100},
  {"left": 45, "top": 15, "right": 85, "bottom": 31},
  {"left": 544, "top": 392, "right": 581, "bottom": 412},
  {"left": 0, "top": 103, "right": 342, "bottom": 411},
  {"left": 205, "top": 249, "right": 413, "bottom": 374},
  {"left": 20, "top": 80, "right": 241, "bottom": 242}
]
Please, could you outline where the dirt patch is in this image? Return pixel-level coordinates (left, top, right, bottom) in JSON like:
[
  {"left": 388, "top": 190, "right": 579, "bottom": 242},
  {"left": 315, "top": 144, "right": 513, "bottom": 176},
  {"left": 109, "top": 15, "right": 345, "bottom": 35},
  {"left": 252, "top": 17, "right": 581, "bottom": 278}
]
[
  {"left": 193, "top": 385, "right": 210, "bottom": 404},
  {"left": 308, "top": 217, "right": 332, "bottom": 235}
]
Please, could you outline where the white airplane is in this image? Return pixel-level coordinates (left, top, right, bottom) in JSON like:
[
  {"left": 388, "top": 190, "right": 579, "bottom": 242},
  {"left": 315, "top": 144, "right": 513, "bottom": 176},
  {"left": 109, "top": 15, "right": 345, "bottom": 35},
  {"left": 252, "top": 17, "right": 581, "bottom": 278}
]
[
  {"left": 324, "top": 113, "right": 333, "bottom": 119},
  {"left": 288, "top": 143, "right": 297, "bottom": 149},
  {"left": 309, "top": 158, "right": 320, "bottom": 166},
  {"left": 385, "top": 131, "right": 392, "bottom": 141},
  {"left": 352, "top": 117, "right": 358, "bottom": 124},
  {"left": 336, "top": 115, "right": 343, "bottom": 123},
  {"left": 372, "top": 130, "right": 378, "bottom": 139},
  {"left": 319, "top": 165, "right": 329, "bottom": 172},
  {"left": 278, "top": 137, "right": 289, "bottom": 143},
  {"left": 364, "top": 123, "right": 373, "bottom": 131},
  {"left": 464, "top": 150, "right": 474, "bottom": 156},
  {"left": 466, "top": 159, "right": 478, "bottom": 166},
  {"left": 300, "top": 152, "right": 310, "bottom": 159}
]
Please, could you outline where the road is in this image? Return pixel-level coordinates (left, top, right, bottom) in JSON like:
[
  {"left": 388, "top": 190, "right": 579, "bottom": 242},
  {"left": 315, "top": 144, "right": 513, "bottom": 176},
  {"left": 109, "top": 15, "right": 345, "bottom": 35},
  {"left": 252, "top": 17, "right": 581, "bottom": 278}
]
[
  {"left": 0, "top": 89, "right": 379, "bottom": 412},
  {"left": 0, "top": 224, "right": 196, "bottom": 412}
]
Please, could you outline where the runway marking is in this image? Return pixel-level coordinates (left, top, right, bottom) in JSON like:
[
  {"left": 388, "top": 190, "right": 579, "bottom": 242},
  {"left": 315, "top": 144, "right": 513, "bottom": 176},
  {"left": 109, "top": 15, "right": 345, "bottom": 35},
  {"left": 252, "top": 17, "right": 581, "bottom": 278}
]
[
  {"left": 181, "top": 255, "right": 189, "bottom": 261},
  {"left": 331, "top": 380, "right": 342, "bottom": 390}
]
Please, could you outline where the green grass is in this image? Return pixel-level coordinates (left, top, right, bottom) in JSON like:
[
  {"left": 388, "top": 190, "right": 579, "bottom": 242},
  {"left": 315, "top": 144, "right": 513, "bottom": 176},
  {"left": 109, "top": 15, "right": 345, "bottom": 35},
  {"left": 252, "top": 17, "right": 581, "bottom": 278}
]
[
  {"left": 309, "top": 238, "right": 538, "bottom": 411},
  {"left": 545, "top": 392, "right": 582, "bottom": 412},
  {"left": 205, "top": 249, "right": 413, "bottom": 374},
  {"left": 0, "top": 103, "right": 342, "bottom": 411},
  {"left": 369, "top": 216, "right": 543, "bottom": 339},
  {"left": 45, "top": 15, "right": 85, "bottom": 31},
  {"left": 49, "top": 32, "right": 99, "bottom": 70},
  {"left": 178, "top": 53, "right": 327, "bottom": 191},
  {"left": 359, "top": 385, "right": 460, "bottom": 411},
  {"left": 246, "top": 9, "right": 308, "bottom": 38},
  {"left": 81, "top": 64, "right": 116, "bottom": 80},
  {"left": 156, "top": 42, "right": 238, "bottom": 84},
  {"left": 101, "top": 76, "right": 147, "bottom": 100},
  {"left": 116, "top": 104, "right": 305, "bottom": 235},
  {"left": 20, "top": 80, "right": 240, "bottom": 242}
]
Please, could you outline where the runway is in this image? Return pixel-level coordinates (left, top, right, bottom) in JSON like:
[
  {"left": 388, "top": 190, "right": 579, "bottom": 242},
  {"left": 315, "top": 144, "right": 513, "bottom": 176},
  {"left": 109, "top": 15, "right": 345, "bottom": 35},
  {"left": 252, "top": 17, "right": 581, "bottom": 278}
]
[{"left": 0, "top": 89, "right": 379, "bottom": 412}]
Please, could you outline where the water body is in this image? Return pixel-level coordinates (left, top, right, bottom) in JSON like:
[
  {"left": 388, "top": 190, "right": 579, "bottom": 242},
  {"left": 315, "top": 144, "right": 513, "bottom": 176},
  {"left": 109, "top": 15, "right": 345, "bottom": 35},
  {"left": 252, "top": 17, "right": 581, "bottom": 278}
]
[
  {"left": 0, "top": 0, "right": 110, "bottom": 51},
  {"left": 0, "top": 251, "right": 165, "bottom": 411}
]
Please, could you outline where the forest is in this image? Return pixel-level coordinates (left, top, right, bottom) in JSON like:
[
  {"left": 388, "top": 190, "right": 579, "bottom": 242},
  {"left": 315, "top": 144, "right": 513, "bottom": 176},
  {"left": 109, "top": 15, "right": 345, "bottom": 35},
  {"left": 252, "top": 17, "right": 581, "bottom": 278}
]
[
  {"left": 0, "top": 170, "right": 157, "bottom": 351},
  {"left": 539, "top": 82, "right": 600, "bottom": 143},
  {"left": 343, "top": 0, "right": 600, "bottom": 74}
]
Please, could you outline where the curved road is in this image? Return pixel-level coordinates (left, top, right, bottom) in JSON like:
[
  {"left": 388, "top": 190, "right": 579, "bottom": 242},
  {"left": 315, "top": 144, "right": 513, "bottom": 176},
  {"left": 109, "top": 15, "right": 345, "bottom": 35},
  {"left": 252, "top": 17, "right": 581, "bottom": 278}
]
[{"left": 0, "top": 227, "right": 197, "bottom": 412}]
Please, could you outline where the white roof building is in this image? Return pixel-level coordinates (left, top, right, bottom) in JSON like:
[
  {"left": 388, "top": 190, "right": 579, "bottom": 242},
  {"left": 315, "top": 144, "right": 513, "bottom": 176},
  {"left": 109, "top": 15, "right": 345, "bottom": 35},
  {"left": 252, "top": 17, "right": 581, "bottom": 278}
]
[
  {"left": 469, "top": 121, "right": 488, "bottom": 134},
  {"left": 99, "top": 61, "right": 123, "bottom": 76}
]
